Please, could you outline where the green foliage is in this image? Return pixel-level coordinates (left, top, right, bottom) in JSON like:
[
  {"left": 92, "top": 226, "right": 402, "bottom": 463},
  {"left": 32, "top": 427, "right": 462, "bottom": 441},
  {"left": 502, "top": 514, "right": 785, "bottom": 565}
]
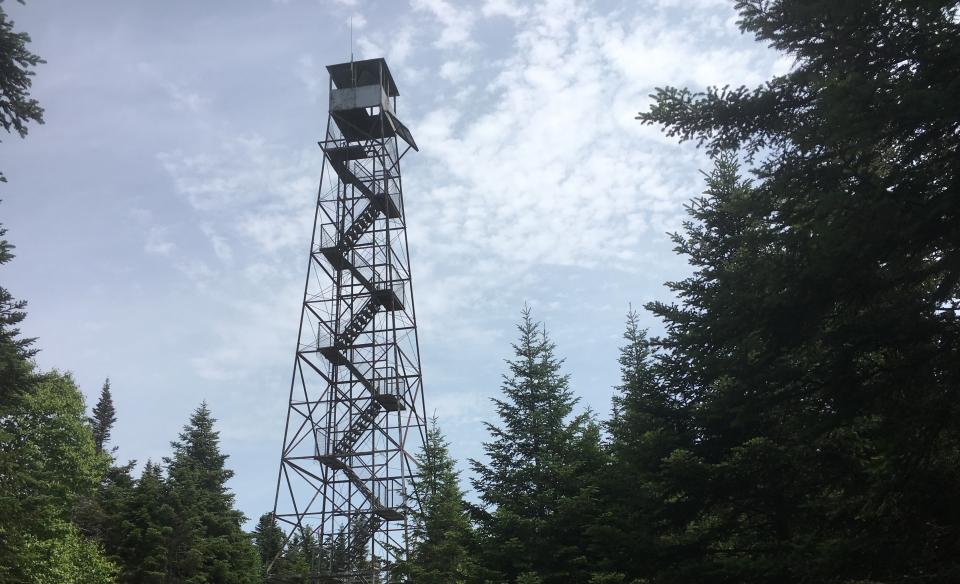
[
  {"left": 516, "top": 572, "right": 543, "bottom": 584},
  {"left": 595, "top": 310, "right": 690, "bottom": 580},
  {"left": 275, "top": 529, "right": 316, "bottom": 582},
  {"left": 163, "top": 402, "right": 260, "bottom": 583},
  {"left": 253, "top": 513, "right": 285, "bottom": 580},
  {"left": 0, "top": 371, "right": 113, "bottom": 583},
  {"left": 0, "top": 0, "right": 45, "bottom": 182},
  {"left": 90, "top": 378, "right": 117, "bottom": 454},
  {"left": 399, "top": 417, "right": 479, "bottom": 584},
  {"left": 119, "top": 460, "right": 176, "bottom": 583},
  {"left": 19, "top": 520, "right": 117, "bottom": 584},
  {"left": 253, "top": 513, "right": 320, "bottom": 582},
  {"left": 0, "top": 224, "right": 35, "bottom": 403},
  {"left": 635, "top": 1, "right": 960, "bottom": 581},
  {"left": 471, "top": 306, "right": 606, "bottom": 584}
]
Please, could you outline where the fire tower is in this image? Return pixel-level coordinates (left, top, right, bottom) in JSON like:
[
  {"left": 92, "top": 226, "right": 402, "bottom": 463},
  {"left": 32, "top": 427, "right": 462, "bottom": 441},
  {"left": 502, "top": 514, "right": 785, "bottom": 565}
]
[{"left": 271, "top": 58, "right": 426, "bottom": 583}]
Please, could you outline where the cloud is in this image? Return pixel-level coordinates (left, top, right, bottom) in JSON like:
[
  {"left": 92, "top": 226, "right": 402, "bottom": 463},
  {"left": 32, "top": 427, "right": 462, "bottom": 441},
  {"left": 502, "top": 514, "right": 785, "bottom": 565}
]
[
  {"left": 482, "top": 0, "right": 528, "bottom": 19},
  {"left": 136, "top": 62, "right": 210, "bottom": 113},
  {"left": 201, "top": 225, "right": 233, "bottom": 262},
  {"left": 350, "top": 12, "right": 368, "bottom": 29},
  {"left": 439, "top": 60, "right": 472, "bottom": 83},
  {"left": 385, "top": 0, "right": 788, "bottom": 344},
  {"left": 295, "top": 54, "right": 325, "bottom": 102},
  {"left": 145, "top": 226, "right": 176, "bottom": 256},
  {"left": 156, "top": 136, "right": 320, "bottom": 383},
  {"left": 157, "top": 136, "right": 315, "bottom": 216},
  {"left": 356, "top": 24, "right": 416, "bottom": 66},
  {"left": 411, "top": 0, "right": 477, "bottom": 49}
]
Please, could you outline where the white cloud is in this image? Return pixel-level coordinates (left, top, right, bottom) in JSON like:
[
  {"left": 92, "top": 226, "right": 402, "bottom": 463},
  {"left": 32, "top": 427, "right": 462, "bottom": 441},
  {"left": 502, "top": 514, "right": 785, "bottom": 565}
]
[
  {"left": 482, "top": 0, "right": 527, "bottom": 19},
  {"left": 356, "top": 36, "right": 384, "bottom": 60},
  {"left": 350, "top": 12, "right": 367, "bottom": 29},
  {"left": 201, "top": 225, "right": 233, "bottom": 262},
  {"left": 157, "top": 136, "right": 316, "bottom": 216},
  {"left": 439, "top": 60, "right": 472, "bottom": 83},
  {"left": 145, "top": 226, "right": 176, "bottom": 256},
  {"left": 148, "top": 0, "right": 787, "bottom": 386},
  {"left": 295, "top": 54, "right": 325, "bottom": 102},
  {"left": 165, "top": 84, "right": 210, "bottom": 113},
  {"left": 357, "top": 25, "right": 416, "bottom": 66},
  {"left": 157, "top": 136, "right": 320, "bottom": 380},
  {"left": 390, "top": 26, "right": 416, "bottom": 65},
  {"left": 411, "top": 0, "right": 476, "bottom": 49}
]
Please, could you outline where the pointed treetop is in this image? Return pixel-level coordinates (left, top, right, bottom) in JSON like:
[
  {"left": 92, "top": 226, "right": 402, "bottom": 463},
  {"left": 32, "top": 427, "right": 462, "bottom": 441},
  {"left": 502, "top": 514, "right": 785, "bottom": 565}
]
[{"left": 90, "top": 377, "right": 117, "bottom": 454}]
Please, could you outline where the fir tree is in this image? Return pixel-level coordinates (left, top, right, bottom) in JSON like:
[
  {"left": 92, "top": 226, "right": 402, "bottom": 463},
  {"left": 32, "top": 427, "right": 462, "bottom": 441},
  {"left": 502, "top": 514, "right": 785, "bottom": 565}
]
[
  {"left": 471, "top": 306, "right": 603, "bottom": 584},
  {"left": 163, "top": 402, "right": 260, "bottom": 583},
  {"left": 401, "top": 417, "right": 478, "bottom": 584},
  {"left": 87, "top": 461, "right": 137, "bottom": 569},
  {"left": 638, "top": 1, "right": 960, "bottom": 580},
  {"left": 0, "top": 0, "right": 46, "bottom": 182},
  {"left": 89, "top": 378, "right": 117, "bottom": 454},
  {"left": 286, "top": 528, "right": 319, "bottom": 582},
  {"left": 121, "top": 460, "right": 174, "bottom": 583},
  {"left": 0, "top": 223, "right": 35, "bottom": 403},
  {"left": 595, "top": 309, "right": 689, "bottom": 580},
  {"left": 252, "top": 512, "right": 285, "bottom": 580}
]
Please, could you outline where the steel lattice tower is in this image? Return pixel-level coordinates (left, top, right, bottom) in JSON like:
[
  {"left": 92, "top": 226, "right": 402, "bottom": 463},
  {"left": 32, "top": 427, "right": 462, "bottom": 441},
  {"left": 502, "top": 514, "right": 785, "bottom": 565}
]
[{"left": 271, "top": 58, "right": 426, "bottom": 583}]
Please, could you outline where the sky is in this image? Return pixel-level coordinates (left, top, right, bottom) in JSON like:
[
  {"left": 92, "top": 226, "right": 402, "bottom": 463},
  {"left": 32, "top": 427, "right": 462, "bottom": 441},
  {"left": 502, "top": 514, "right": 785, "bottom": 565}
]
[{"left": 3, "top": 0, "right": 789, "bottom": 524}]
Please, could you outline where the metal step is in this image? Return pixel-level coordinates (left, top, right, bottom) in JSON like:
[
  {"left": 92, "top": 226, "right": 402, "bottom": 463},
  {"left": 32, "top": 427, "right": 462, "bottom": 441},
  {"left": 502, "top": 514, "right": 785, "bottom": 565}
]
[
  {"left": 341, "top": 204, "right": 378, "bottom": 249},
  {"left": 339, "top": 299, "right": 379, "bottom": 347},
  {"left": 333, "top": 401, "right": 382, "bottom": 454}
]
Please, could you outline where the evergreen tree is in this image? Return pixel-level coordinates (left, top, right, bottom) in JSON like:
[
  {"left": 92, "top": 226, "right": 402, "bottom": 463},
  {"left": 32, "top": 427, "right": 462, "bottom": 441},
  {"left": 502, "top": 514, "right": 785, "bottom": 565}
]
[
  {"left": 163, "top": 402, "right": 260, "bottom": 583},
  {"left": 89, "top": 377, "right": 117, "bottom": 454},
  {"left": 0, "top": 0, "right": 45, "bottom": 182},
  {"left": 594, "top": 310, "right": 689, "bottom": 581},
  {"left": 638, "top": 1, "right": 960, "bottom": 581},
  {"left": 274, "top": 532, "right": 312, "bottom": 584},
  {"left": 400, "top": 417, "right": 478, "bottom": 584},
  {"left": 0, "top": 223, "right": 35, "bottom": 403},
  {"left": 471, "top": 306, "right": 603, "bottom": 584},
  {"left": 253, "top": 512, "right": 287, "bottom": 581},
  {"left": 119, "top": 460, "right": 175, "bottom": 583},
  {"left": 86, "top": 460, "right": 137, "bottom": 570}
]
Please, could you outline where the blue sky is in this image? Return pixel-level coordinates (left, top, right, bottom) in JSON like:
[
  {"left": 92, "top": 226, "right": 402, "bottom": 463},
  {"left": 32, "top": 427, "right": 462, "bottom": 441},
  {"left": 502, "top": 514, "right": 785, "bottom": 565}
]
[{"left": 4, "top": 0, "right": 788, "bottom": 524}]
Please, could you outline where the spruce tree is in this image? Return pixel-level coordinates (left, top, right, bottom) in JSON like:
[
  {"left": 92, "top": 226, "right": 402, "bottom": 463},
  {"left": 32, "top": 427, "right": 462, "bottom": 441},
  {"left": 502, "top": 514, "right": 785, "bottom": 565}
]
[
  {"left": 163, "top": 402, "right": 259, "bottom": 583},
  {"left": 596, "top": 310, "right": 689, "bottom": 580},
  {"left": 0, "top": 0, "right": 45, "bottom": 182},
  {"left": 85, "top": 461, "right": 137, "bottom": 572},
  {"left": 253, "top": 512, "right": 289, "bottom": 581},
  {"left": 0, "top": 224, "right": 35, "bottom": 403},
  {"left": 401, "top": 417, "right": 478, "bottom": 584},
  {"left": 471, "top": 306, "right": 603, "bottom": 584},
  {"left": 638, "top": 1, "right": 960, "bottom": 580},
  {"left": 89, "top": 378, "right": 117, "bottom": 454},
  {"left": 120, "top": 460, "right": 175, "bottom": 583}
]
